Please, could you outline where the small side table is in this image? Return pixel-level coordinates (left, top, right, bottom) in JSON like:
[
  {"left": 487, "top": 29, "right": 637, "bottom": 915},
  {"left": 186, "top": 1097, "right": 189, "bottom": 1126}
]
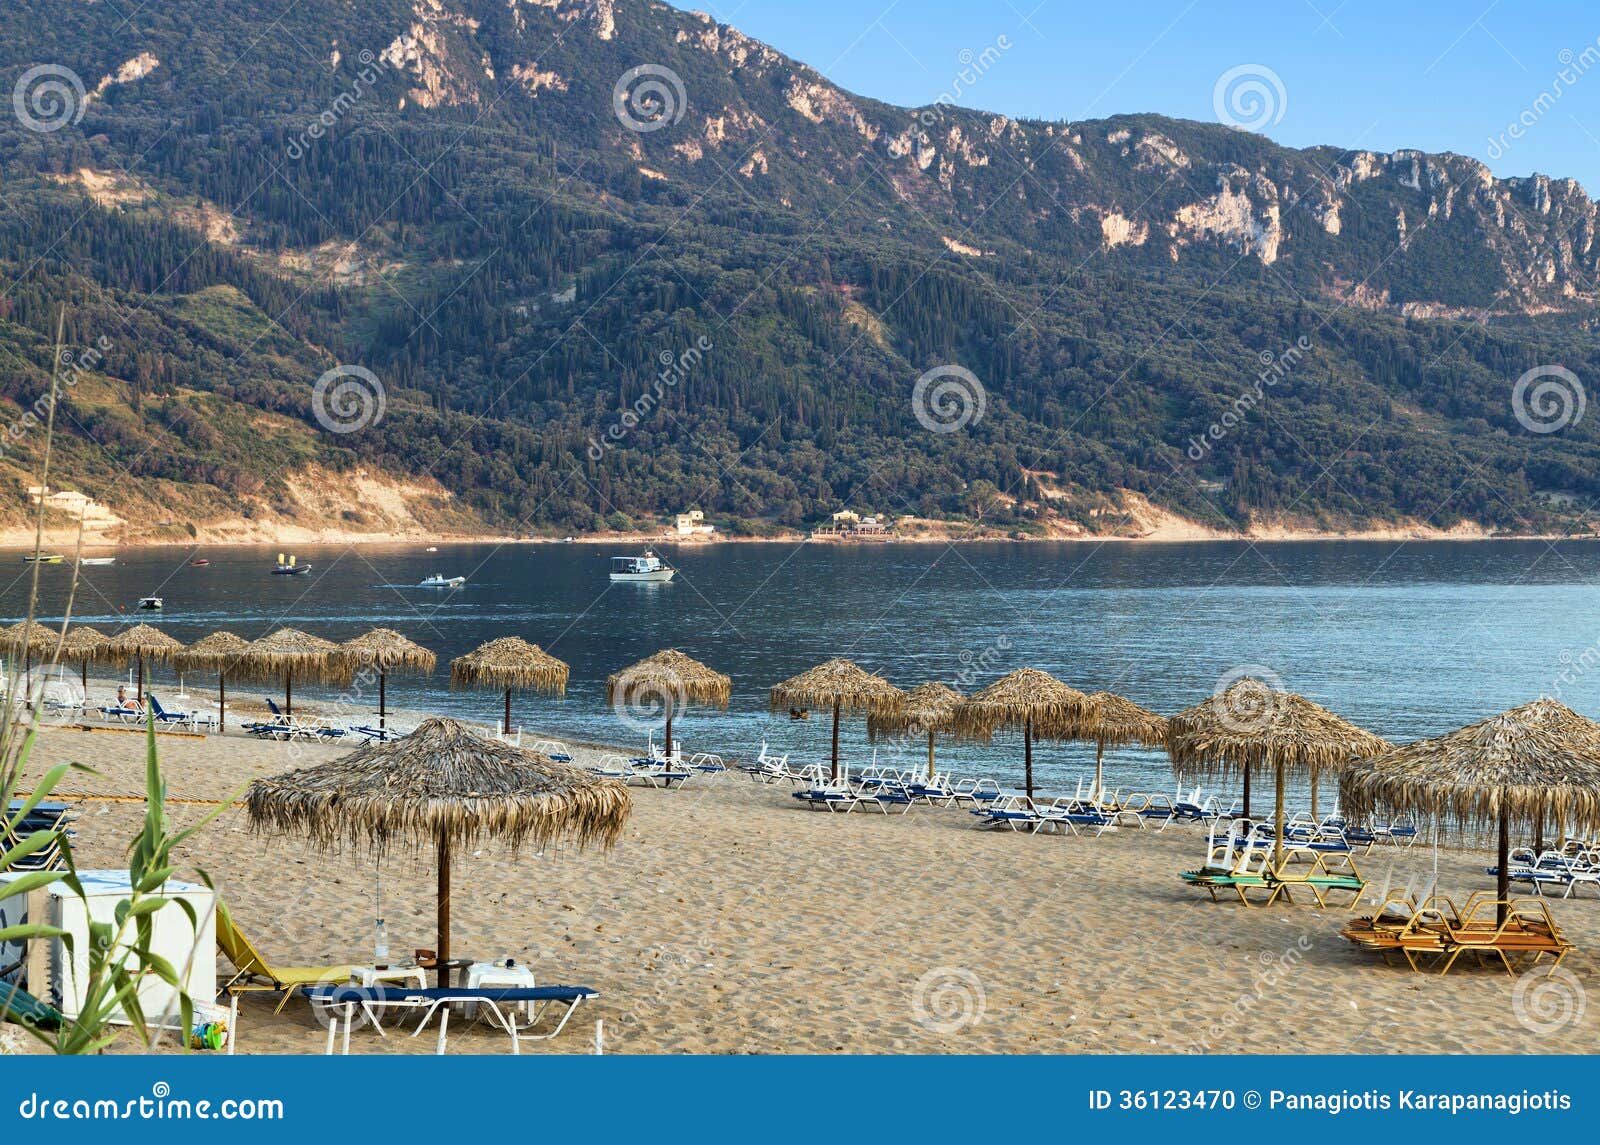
[
  {"left": 462, "top": 961, "right": 536, "bottom": 1019},
  {"left": 350, "top": 964, "right": 428, "bottom": 990}
]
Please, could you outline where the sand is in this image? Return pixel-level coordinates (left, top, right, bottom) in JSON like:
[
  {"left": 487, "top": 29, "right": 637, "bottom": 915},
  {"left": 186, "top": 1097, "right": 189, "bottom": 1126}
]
[{"left": 9, "top": 715, "right": 1600, "bottom": 1056}]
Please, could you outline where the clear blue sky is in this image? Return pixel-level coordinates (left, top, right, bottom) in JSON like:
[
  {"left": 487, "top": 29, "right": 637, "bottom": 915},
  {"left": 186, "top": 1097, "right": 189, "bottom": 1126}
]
[{"left": 695, "top": 0, "right": 1600, "bottom": 190}]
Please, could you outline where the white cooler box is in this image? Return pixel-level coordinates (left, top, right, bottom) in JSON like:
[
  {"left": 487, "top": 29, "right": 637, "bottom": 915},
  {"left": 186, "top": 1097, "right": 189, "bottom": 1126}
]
[{"left": 0, "top": 870, "right": 215, "bottom": 1028}]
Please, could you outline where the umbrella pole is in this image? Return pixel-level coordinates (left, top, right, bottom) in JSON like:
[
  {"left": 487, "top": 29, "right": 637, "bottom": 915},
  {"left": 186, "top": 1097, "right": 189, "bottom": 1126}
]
[
  {"left": 1497, "top": 809, "right": 1510, "bottom": 925},
  {"left": 136, "top": 655, "right": 144, "bottom": 703},
  {"left": 219, "top": 672, "right": 227, "bottom": 732},
  {"left": 436, "top": 835, "right": 452, "bottom": 989},
  {"left": 1024, "top": 715, "right": 1034, "bottom": 803},
  {"left": 1242, "top": 764, "right": 1251, "bottom": 819},
  {"left": 504, "top": 688, "right": 512, "bottom": 737},
  {"left": 1310, "top": 769, "right": 1319, "bottom": 822},
  {"left": 1093, "top": 738, "right": 1105, "bottom": 802},
  {"left": 664, "top": 697, "right": 673, "bottom": 760},
  {"left": 830, "top": 700, "right": 841, "bottom": 782},
  {"left": 1273, "top": 764, "right": 1285, "bottom": 870},
  {"left": 24, "top": 649, "right": 30, "bottom": 699},
  {"left": 79, "top": 661, "right": 86, "bottom": 694},
  {"left": 379, "top": 669, "right": 386, "bottom": 731},
  {"left": 927, "top": 729, "right": 935, "bottom": 781}
]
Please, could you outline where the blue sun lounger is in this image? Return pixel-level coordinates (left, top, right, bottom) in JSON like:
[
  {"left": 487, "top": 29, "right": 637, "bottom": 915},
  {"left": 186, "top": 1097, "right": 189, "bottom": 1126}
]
[{"left": 301, "top": 983, "right": 597, "bottom": 1054}]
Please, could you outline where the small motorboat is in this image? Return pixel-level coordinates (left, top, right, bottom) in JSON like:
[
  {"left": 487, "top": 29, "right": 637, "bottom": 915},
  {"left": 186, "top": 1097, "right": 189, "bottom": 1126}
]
[
  {"left": 272, "top": 552, "right": 312, "bottom": 575},
  {"left": 608, "top": 549, "right": 675, "bottom": 583},
  {"left": 425, "top": 546, "right": 438, "bottom": 553},
  {"left": 78, "top": 557, "right": 116, "bottom": 566},
  {"left": 190, "top": 558, "right": 210, "bottom": 567},
  {"left": 418, "top": 574, "right": 466, "bottom": 588},
  {"left": 22, "top": 554, "right": 64, "bottom": 564},
  {"left": 137, "top": 596, "right": 163, "bottom": 611}
]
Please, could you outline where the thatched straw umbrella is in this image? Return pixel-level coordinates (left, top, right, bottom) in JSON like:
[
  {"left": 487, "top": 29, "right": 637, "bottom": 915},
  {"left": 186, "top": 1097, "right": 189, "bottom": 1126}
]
[
  {"left": 105, "top": 623, "right": 185, "bottom": 702},
  {"left": 246, "top": 717, "right": 630, "bottom": 986},
  {"left": 1342, "top": 698, "right": 1600, "bottom": 922},
  {"left": 769, "top": 659, "right": 904, "bottom": 781},
  {"left": 176, "top": 631, "right": 251, "bottom": 731},
  {"left": 606, "top": 649, "right": 730, "bottom": 757},
  {"left": 952, "top": 668, "right": 1090, "bottom": 801},
  {"left": 1168, "top": 677, "right": 1388, "bottom": 866},
  {"left": 343, "top": 628, "right": 437, "bottom": 731},
  {"left": 450, "top": 637, "right": 569, "bottom": 738},
  {"left": 867, "top": 681, "right": 963, "bottom": 779},
  {"left": 1078, "top": 691, "right": 1170, "bottom": 800},
  {"left": 236, "top": 628, "right": 352, "bottom": 716},
  {"left": 57, "top": 625, "right": 110, "bottom": 695},
  {"left": 4, "top": 620, "right": 59, "bottom": 695}
]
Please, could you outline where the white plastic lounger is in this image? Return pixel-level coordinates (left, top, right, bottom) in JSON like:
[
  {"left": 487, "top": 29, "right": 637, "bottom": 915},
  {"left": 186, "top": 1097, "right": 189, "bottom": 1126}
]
[{"left": 303, "top": 984, "right": 596, "bottom": 1055}]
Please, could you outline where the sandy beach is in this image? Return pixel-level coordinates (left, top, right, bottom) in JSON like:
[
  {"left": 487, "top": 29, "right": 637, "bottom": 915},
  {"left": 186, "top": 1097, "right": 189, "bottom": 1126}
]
[{"left": 8, "top": 703, "right": 1598, "bottom": 1056}]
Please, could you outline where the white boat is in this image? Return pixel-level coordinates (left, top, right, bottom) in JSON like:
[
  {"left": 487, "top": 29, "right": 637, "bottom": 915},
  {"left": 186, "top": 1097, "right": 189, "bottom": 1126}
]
[
  {"left": 78, "top": 557, "right": 116, "bottom": 566},
  {"left": 137, "top": 596, "right": 163, "bottom": 611},
  {"left": 609, "top": 549, "right": 675, "bottom": 583},
  {"left": 418, "top": 574, "right": 466, "bottom": 588},
  {"left": 272, "top": 552, "right": 312, "bottom": 575}
]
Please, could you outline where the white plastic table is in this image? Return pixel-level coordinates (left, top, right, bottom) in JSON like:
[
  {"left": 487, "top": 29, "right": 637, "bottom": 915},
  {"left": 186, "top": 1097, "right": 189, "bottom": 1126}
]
[{"left": 463, "top": 962, "right": 536, "bottom": 1018}]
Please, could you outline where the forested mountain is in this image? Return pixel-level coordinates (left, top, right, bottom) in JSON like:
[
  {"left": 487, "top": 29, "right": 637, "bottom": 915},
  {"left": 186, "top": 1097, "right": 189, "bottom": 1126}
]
[{"left": 2, "top": 0, "right": 1600, "bottom": 540}]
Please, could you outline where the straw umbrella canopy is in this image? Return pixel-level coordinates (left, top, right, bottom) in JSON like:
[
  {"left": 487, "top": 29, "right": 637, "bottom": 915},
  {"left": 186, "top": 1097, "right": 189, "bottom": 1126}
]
[
  {"left": 176, "top": 631, "right": 251, "bottom": 731},
  {"left": 769, "top": 658, "right": 905, "bottom": 781},
  {"left": 867, "top": 681, "right": 963, "bottom": 779},
  {"left": 57, "top": 625, "right": 110, "bottom": 694},
  {"left": 450, "top": 637, "right": 569, "bottom": 738},
  {"left": 1077, "top": 691, "right": 1170, "bottom": 800},
  {"left": 3, "top": 620, "right": 59, "bottom": 694},
  {"left": 952, "top": 668, "right": 1091, "bottom": 801},
  {"left": 235, "top": 628, "right": 352, "bottom": 715},
  {"left": 245, "top": 717, "right": 630, "bottom": 986},
  {"left": 606, "top": 649, "right": 730, "bottom": 756},
  {"left": 104, "top": 623, "right": 185, "bottom": 702},
  {"left": 1167, "top": 677, "right": 1389, "bottom": 865},
  {"left": 1341, "top": 698, "right": 1600, "bottom": 920},
  {"left": 343, "top": 628, "right": 437, "bottom": 731}
]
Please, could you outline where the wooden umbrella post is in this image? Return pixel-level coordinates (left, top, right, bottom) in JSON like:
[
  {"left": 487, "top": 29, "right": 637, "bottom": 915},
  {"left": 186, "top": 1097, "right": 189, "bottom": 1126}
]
[
  {"left": 504, "top": 687, "right": 512, "bottom": 738},
  {"left": 219, "top": 671, "right": 227, "bottom": 731},
  {"left": 136, "top": 655, "right": 144, "bottom": 703},
  {"left": 1024, "top": 714, "right": 1034, "bottom": 803},
  {"left": 1497, "top": 809, "right": 1510, "bottom": 926},
  {"left": 927, "top": 729, "right": 935, "bottom": 781},
  {"left": 1273, "top": 764, "right": 1286, "bottom": 869},
  {"left": 436, "top": 834, "right": 452, "bottom": 989},
  {"left": 1242, "top": 764, "right": 1251, "bottom": 819},
  {"left": 379, "top": 669, "right": 386, "bottom": 731},
  {"left": 284, "top": 672, "right": 292, "bottom": 717},
  {"left": 830, "top": 699, "right": 841, "bottom": 781},
  {"left": 664, "top": 695, "right": 674, "bottom": 761},
  {"left": 1093, "top": 738, "right": 1105, "bottom": 802},
  {"left": 1310, "top": 768, "right": 1319, "bottom": 823}
]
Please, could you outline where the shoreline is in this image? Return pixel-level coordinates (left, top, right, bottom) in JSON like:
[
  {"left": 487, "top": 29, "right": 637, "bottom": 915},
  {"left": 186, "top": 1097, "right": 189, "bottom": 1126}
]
[{"left": 0, "top": 528, "right": 1591, "bottom": 552}]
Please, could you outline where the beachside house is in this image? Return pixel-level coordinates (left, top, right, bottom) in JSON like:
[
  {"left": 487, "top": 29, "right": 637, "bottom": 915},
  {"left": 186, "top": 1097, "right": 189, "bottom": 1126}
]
[{"left": 675, "top": 510, "right": 715, "bottom": 536}]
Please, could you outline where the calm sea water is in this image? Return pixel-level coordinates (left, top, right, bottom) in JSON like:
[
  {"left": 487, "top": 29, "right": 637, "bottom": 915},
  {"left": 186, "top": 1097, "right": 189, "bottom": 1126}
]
[{"left": 4, "top": 539, "right": 1599, "bottom": 802}]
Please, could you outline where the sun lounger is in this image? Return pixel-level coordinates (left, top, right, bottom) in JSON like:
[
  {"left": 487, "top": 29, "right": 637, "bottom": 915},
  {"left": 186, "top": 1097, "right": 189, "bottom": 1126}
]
[
  {"left": 98, "top": 702, "right": 142, "bottom": 724},
  {"left": 354, "top": 724, "right": 411, "bottom": 742},
  {"left": 147, "top": 694, "right": 217, "bottom": 732},
  {"left": 216, "top": 903, "right": 353, "bottom": 1014},
  {"left": 951, "top": 778, "right": 1003, "bottom": 807},
  {"left": 531, "top": 739, "right": 573, "bottom": 762},
  {"left": 302, "top": 983, "right": 596, "bottom": 1054},
  {"left": 689, "top": 752, "right": 726, "bottom": 774},
  {"left": 1342, "top": 893, "right": 1574, "bottom": 976}
]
